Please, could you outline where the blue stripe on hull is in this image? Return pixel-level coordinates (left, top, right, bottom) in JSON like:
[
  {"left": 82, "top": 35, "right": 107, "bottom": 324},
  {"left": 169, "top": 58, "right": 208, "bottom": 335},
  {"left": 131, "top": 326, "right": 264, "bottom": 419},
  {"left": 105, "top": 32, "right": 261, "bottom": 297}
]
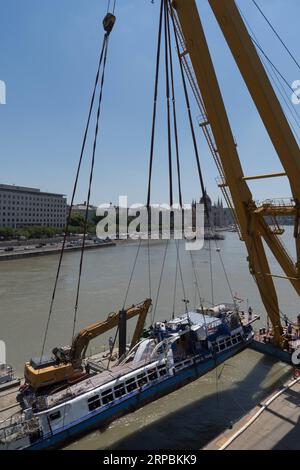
[
  {"left": 250, "top": 340, "right": 292, "bottom": 365},
  {"left": 27, "top": 342, "right": 248, "bottom": 450}
]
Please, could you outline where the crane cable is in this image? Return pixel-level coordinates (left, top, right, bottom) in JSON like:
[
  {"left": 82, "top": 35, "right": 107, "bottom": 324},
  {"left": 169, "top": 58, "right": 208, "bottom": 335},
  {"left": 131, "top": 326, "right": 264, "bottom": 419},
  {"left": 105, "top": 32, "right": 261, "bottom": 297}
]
[
  {"left": 117, "top": 0, "right": 174, "bottom": 334},
  {"left": 169, "top": 1, "right": 238, "bottom": 305},
  {"left": 238, "top": 6, "right": 300, "bottom": 141},
  {"left": 260, "top": 53, "right": 300, "bottom": 141},
  {"left": 251, "top": 37, "right": 298, "bottom": 97},
  {"left": 251, "top": 0, "right": 300, "bottom": 72},
  {"left": 169, "top": 0, "right": 215, "bottom": 307},
  {"left": 237, "top": 6, "right": 300, "bottom": 330},
  {"left": 169, "top": 2, "right": 209, "bottom": 224},
  {"left": 149, "top": 0, "right": 186, "bottom": 325},
  {"left": 166, "top": 3, "right": 183, "bottom": 207},
  {"left": 107, "top": 0, "right": 117, "bottom": 15},
  {"left": 147, "top": 0, "right": 164, "bottom": 208},
  {"left": 72, "top": 31, "right": 112, "bottom": 340},
  {"left": 152, "top": 240, "right": 170, "bottom": 324},
  {"left": 120, "top": 0, "right": 164, "bottom": 326},
  {"left": 111, "top": 0, "right": 164, "bottom": 352},
  {"left": 40, "top": 17, "right": 115, "bottom": 358},
  {"left": 238, "top": 5, "right": 300, "bottom": 128},
  {"left": 164, "top": 0, "right": 174, "bottom": 207}
]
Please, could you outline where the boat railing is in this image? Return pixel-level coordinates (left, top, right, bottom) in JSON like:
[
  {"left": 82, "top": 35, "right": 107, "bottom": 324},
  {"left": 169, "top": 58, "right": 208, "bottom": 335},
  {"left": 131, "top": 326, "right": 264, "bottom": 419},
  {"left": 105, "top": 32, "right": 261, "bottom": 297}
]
[
  {"left": 0, "top": 363, "right": 14, "bottom": 380},
  {"left": 0, "top": 412, "right": 42, "bottom": 445}
]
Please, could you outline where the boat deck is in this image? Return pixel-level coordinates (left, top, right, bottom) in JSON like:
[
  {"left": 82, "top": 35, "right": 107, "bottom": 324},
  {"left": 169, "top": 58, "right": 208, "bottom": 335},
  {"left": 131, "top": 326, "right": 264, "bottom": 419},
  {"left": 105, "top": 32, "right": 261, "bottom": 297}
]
[{"left": 44, "top": 358, "right": 152, "bottom": 410}]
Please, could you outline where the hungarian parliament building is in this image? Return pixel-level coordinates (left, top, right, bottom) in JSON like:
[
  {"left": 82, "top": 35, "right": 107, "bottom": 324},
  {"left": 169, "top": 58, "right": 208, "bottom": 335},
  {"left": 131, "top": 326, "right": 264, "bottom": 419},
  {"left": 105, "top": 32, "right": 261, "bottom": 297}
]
[{"left": 192, "top": 191, "right": 234, "bottom": 228}]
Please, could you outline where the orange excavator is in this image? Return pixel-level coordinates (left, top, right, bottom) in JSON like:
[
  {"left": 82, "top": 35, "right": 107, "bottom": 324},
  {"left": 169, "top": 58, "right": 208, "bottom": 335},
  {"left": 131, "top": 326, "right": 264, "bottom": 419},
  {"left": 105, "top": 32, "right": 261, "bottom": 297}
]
[{"left": 24, "top": 299, "right": 152, "bottom": 391}]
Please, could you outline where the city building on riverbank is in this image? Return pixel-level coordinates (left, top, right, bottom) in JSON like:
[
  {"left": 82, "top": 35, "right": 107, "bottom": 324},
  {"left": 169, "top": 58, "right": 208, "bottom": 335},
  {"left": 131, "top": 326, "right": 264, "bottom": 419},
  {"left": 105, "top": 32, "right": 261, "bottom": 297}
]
[
  {"left": 193, "top": 191, "right": 234, "bottom": 228},
  {"left": 0, "top": 184, "right": 67, "bottom": 228},
  {"left": 70, "top": 202, "right": 97, "bottom": 223}
]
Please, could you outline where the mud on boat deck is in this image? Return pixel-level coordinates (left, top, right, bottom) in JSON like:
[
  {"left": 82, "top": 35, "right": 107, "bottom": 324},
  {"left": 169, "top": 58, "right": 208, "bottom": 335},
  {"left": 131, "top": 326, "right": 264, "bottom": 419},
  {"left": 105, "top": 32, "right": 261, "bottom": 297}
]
[{"left": 44, "top": 359, "right": 149, "bottom": 410}]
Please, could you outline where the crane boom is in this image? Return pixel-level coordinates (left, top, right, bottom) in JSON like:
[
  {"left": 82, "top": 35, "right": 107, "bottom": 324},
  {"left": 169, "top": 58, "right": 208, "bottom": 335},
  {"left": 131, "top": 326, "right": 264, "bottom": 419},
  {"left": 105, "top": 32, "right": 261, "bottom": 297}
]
[
  {"left": 172, "top": 0, "right": 300, "bottom": 346},
  {"left": 208, "top": 0, "right": 300, "bottom": 283}
]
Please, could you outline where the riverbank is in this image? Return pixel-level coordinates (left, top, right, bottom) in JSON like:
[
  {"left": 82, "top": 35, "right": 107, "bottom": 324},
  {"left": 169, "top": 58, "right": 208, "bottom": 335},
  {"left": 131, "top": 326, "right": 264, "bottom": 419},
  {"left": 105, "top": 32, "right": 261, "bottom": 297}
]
[{"left": 0, "top": 241, "right": 115, "bottom": 261}]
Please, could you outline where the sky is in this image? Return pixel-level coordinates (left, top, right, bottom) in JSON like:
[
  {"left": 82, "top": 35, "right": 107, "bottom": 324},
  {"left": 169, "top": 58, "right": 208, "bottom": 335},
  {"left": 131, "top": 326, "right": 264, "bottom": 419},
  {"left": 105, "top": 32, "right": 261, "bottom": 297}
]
[{"left": 0, "top": 0, "right": 300, "bottom": 207}]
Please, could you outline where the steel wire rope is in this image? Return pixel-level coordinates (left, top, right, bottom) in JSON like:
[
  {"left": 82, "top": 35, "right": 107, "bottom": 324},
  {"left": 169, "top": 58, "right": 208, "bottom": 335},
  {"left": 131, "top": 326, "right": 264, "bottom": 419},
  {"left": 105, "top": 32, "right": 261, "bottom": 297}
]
[
  {"left": 169, "top": 1, "right": 249, "bottom": 307},
  {"left": 40, "top": 32, "right": 109, "bottom": 360},
  {"left": 147, "top": 0, "right": 164, "bottom": 208},
  {"left": 109, "top": 0, "right": 164, "bottom": 363},
  {"left": 152, "top": 240, "right": 170, "bottom": 324},
  {"left": 251, "top": 0, "right": 300, "bottom": 72},
  {"left": 166, "top": 0, "right": 182, "bottom": 207},
  {"left": 172, "top": 243, "right": 180, "bottom": 319},
  {"left": 238, "top": 6, "right": 300, "bottom": 133},
  {"left": 174, "top": 239, "right": 187, "bottom": 312},
  {"left": 163, "top": 0, "right": 174, "bottom": 208},
  {"left": 72, "top": 35, "right": 111, "bottom": 339}
]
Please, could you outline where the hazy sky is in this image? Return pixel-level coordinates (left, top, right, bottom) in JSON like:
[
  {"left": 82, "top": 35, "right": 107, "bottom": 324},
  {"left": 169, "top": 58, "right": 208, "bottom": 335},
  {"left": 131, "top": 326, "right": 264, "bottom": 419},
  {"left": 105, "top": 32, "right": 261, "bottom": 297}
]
[{"left": 0, "top": 0, "right": 299, "bottom": 207}]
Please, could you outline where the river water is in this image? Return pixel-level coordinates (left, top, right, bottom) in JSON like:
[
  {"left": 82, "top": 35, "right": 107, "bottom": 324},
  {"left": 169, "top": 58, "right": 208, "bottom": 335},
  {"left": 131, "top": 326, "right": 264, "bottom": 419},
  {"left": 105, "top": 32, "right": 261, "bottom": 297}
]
[{"left": 0, "top": 229, "right": 297, "bottom": 449}]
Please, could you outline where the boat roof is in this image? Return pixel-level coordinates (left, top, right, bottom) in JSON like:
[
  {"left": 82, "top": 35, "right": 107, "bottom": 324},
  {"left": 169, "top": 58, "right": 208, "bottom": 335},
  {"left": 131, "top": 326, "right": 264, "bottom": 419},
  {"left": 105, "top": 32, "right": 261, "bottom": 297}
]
[
  {"left": 168, "top": 311, "right": 221, "bottom": 327},
  {"left": 190, "top": 311, "right": 221, "bottom": 326}
]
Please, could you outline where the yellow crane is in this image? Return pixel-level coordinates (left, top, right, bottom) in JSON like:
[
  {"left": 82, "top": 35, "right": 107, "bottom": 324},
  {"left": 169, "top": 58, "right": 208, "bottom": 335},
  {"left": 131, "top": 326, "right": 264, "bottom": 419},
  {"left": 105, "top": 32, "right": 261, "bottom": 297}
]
[
  {"left": 171, "top": 0, "right": 300, "bottom": 347},
  {"left": 24, "top": 1, "right": 299, "bottom": 393}
]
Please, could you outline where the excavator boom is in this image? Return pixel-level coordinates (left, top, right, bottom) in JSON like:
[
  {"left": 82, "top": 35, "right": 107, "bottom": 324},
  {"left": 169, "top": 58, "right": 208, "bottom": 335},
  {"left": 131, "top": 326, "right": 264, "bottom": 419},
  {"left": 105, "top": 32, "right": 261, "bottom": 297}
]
[
  {"left": 25, "top": 299, "right": 152, "bottom": 390},
  {"left": 70, "top": 299, "right": 152, "bottom": 363}
]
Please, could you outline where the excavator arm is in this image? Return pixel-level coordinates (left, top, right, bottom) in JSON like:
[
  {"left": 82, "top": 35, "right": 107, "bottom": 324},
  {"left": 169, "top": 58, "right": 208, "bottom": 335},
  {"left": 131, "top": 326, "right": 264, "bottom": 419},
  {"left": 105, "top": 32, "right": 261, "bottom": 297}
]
[
  {"left": 70, "top": 299, "right": 152, "bottom": 365},
  {"left": 172, "top": 0, "right": 300, "bottom": 346},
  {"left": 24, "top": 299, "right": 152, "bottom": 390}
]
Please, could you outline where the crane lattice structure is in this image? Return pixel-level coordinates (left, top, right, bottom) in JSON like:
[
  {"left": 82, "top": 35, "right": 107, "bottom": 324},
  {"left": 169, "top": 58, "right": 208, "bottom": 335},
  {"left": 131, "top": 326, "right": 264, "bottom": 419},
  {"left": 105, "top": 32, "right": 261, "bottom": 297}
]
[{"left": 171, "top": 0, "right": 300, "bottom": 346}]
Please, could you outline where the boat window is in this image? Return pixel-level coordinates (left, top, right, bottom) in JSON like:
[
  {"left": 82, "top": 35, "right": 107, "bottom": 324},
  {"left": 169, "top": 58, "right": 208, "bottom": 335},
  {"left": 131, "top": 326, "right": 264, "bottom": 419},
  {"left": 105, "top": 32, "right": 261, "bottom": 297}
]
[
  {"left": 237, "top": 334, "right": 242, "bottom": 341},
  {"left": 49, "top": 411, "right": 61, "bottom": 421},
  {"left": 125, "top": 378, "right": 138, "bottom": 392},
  {"left": 137, "top": 373, "right": 148, "bottom": 386},
  {"left": 137, "top": 372, "right": 146, "bottom": 378},
  {"left": 219, "top": 343, "right": 226, "bottom": 351},
  {"left": 114, "top": 384, "right": 126, "bottom": 398},
  {"left": 158, "top": 368, "right": 167, "bottom": 377},
  {"left": 88, "top": 395, "right": 101, "bottom": 411},
  {"left": 102, "top": 389, "right": 114, "bottom": 405},
  {"left": 148, "top": 368, "right": 158, "bottom": 381},
  {"left": 126, "top": 377, "right": 135, "bottom": 384},
  {"left": 226, "top": 339, "right": 232, "bottom": 347}
]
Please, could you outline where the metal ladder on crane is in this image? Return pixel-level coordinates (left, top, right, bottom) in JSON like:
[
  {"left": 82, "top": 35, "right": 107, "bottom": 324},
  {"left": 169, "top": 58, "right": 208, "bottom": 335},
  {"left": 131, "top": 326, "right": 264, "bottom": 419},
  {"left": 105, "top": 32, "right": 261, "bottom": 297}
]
[{"left": 171, "top": 9, "right": 242, "bottom": 238}]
